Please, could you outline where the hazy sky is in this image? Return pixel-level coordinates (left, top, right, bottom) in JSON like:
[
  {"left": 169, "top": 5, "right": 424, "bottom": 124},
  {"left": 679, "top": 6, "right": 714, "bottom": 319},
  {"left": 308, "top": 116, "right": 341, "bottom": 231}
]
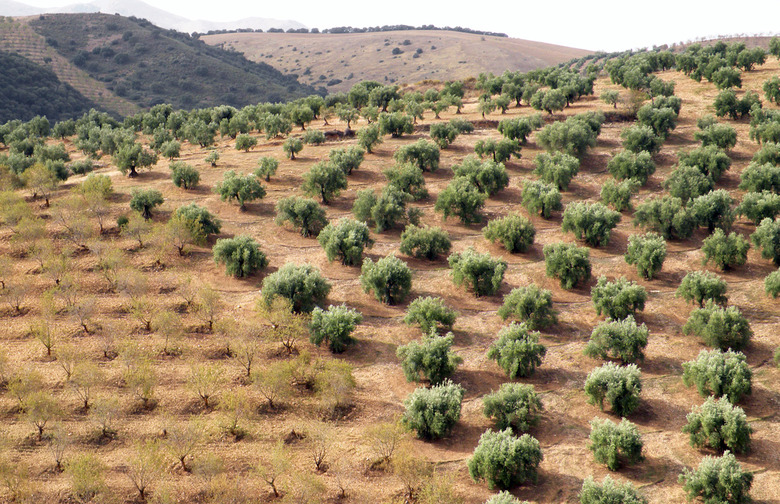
[{"left": 27, "top": 0, "right": 780, "bottom": 52}]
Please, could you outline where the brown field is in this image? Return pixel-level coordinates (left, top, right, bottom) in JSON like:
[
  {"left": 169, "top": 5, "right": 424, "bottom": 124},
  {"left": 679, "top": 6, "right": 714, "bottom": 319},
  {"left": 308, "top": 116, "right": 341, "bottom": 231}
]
[
  {"left": 201, "top": 30, "right": 591, "bottom": 93},
  {"left": 1, "top": 58, "right": 780, "bottom": 504}
]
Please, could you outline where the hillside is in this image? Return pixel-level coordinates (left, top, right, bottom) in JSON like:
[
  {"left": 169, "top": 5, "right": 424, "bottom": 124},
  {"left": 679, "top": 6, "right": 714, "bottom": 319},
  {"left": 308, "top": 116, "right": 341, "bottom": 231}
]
[
  {"left": 202, "top": 30, "right": 591, "bottom": 92},
  {"left": 0, "top": 51, "right": 97, "bottom": 122},
  {"left": 1, "top": 46, "right": 780, "bottom": 504}
]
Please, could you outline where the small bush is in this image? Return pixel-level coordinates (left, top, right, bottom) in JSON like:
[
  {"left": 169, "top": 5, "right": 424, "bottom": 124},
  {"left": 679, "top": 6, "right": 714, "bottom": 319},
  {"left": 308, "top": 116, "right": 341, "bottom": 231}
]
[
  {"left": 751, "top": 217, "right": 780, "bottom": 265},
  {"left": 607, "top": 150, "right": 655, "bottom": 184},
  {"left": 624, "top": 233, "right": 666, "bottom": 279},
  {"left": 677, "top": 270, "right": 728, "bottom": 307},
  {"left": 399, "top": 225, "right": 451, "bottom": 260},
  {"left": 682, "top": 349, "right": 752, "bottom": 403},
  {"left": 682, "top": 301, "right": 752, "bottom": 351},
  {"left": 261, "top": 263, "right": 331, "bottom": 313},
  {"left": 317, "top": 218, "right": 373, "bottom": 266},
  {"left": 533, "top": 152, "right": 580, "bottom": 190},
  {"left": 591, "top": 276, "right": 647, "bottom": 320},
  {"left": 701, "top": 229, "right": 750, "bottom": 271},
  {"left": 498, "top": 284, "right": 557, "bottom": 329},
  {"left": 562, "top": 202, "right": 621, "bottom": 247},
  {"left": 394, "top": 139, "right": 440, "bottom": 172},
  {"left": 397, "top": 331, "right": 462, "bottom": 384},
  {"left": 600, "top": 179, "right": 639, "bottom": 212},
  {"left": 453, "top": 156, "right": 509, "bottom": 196},
  {"left": 621, "top": 124, "right": 662, "bottom": 154},
  {"left": 765, "top": 268, "right": 780, "bottom": 297},
  {"left": 487, "top": 323, "right": 547, "bottom": 379},
  {"left": 404, "top": 296, "right": 457, "bottom": 334},
  {"left": 589, "top": 418, "right": 643, "bottom": 470},
  {"left": 482, "top": 383, "right": 542, "bottom": 432},
  {"left": 309, "top": 304, "right": 362, "bottom": 353},
  {"left": 274, "top": 196, "right": 328, "bottom": 237},
  {"left": 521, "top": 180, "right": 562, "bottom": 218},
  {"left": 169, "top": 162, "right": 200, "bottom": 189},
  {"left": 384, "top": 163, "right": 427, "bottom": 200},
  {"left": 69, "top": 159, "right": 94, "bottom": 175},
  {"left": 468, "top": 429, "right": 543, "bottom": 490},
  {"left": 448, "top": 248, "right": 507, "bottom": 297},
  {"left": 584, "top": 362, "right": 642, "bottom": 416},
  {"left": 579, "top": 476, "right": 647, "bottom": 504},
  {"left": 633, "top": 195, "right": 696, "bottom": 240},
  {"left": 736, "top": 191, "right": 780, "bottom": 225},
  {"left": 212, "top": 235, "right": 268, "bottom": 278},
  {"left": 360, "top": 254, "right": 412, "bottom": 305},
  {"left": 679, "top": 452, "right": 753, "bottom": 504},
  {"left": 402, "top": 379, "right": 464, "bottom": 439},
  {"left": 694, "top": 123, "right": 738, "bottom": 150},
  {"left": 435, "top": 177, "right": 487, "bottom": 223},
  {"left": 664, "top": 164, "right": 714, "bottom": 204},
  {"left": 543, "top": 242, "right": 592, "bottom": 289},
  {"left": 483, "top": 214, "right": 535, "bottom": 253},
  {"left": 255, "top": 157, "right": 279, "bottom": 181},
  {"left": 585, "top": 316, "right": 649, "bottom": 363},
  {"left": 683, "top": 397, "right": 751, "bottom": 453}
]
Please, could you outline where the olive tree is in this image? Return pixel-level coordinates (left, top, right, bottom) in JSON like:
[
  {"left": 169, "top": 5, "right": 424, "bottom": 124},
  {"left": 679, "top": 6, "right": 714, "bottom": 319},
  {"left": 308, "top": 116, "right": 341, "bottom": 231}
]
[
  {"left": 521, "top": 180, "right": 562, "bottom": 218},
  {"left": 664, "top": 164, "right": 714, "bottom": 204},
  {"left": 435, "top": 177, "right": 487, "bottom": 224},
  {"left": 394, "top": 139, "right": 440, "bottom": 172},
  {"left": 399, "top": 225, "right": 451, "bottom": 260},
  {"left": 169, "top": 162, "right": 200, "bottom": 189},
  {"left": 302, "top": 161, "right": 348, "bottom": 204},
  {"left": 483, "top": 214, "right": 535, "bottom": 253},
  {"left": 739, "top": 162, "right": 780, "bottom": 193},
  {"left": 357, "top": 123, "right": 382, "bottom": 152},
  {"left": 695, "top": 123, "right": 738, "bottom": 150},
  {"left": 401, "top": 379, "right": 463, "bottom": 439},
  {"left": 482, "top": 383, "right": 542, "bottom": 432},
  {"left": 751, "top": 217, "right": 780, "bottom": 265},
  {"left": 683, "top": 397, "right": 751, "bottom": 453},
  {"left": 274, "top": 196, "right": 328, "bottom": 237},
  {"left": 255, "top": 157, "right": 279, "bottom": 181},
  {"left": 765, "top": 268, "right": 780, "bottom": 298},
  {"left": 330, "top": 146, "right": 365, "bottom": 175},
  {"left": 235, "top": 134, "right": 258, "bottom": 152},
  {"left": 591, "top": 276, "right": 647, "bottom": 320},
  {"left": 621, "top": 125, "right": 662, "bottom": 154},
  {"left": 487, "top": 323, "right": 547, "bottom": 379},
  {"left": 679, "top": 452, "right": 752, "bottom": 504},
  {"left": 213, "top": 171, "right": 266, "bottom": 211},
  {"left": 533, "top": 152, "right": 580, "bottom": 190},
  {"left": 701, "top": 229, "right": 750, "bottom": 271},
  {"left": 677, "top": 270, "right": 728, "bottom": 307},
  {"left": 129, "top": 188, "right": 163, "bottom": 219},
  {"left": 682, "top": 349, "right": 752, "bottom": 404},
  {"left": 584, "top": 362, "right": 642, "bottom": 416},
  {"left": 562, "top": 202, "right": 621, "bottom": 247},
  {"left": 474, "top": 138, "right": 521, "bottom": 163},
  {"left": 589, "top": 418, "right": 643, "bottom": 470},
  {"left": 600, "top": 179, "right": 639, "bottom": 212},
  {"left": 453, "top": 156, "right": 509, "bottom": 196},
  {"left": 690, "top": 189, "right": 735, "bottom": 232},
  {"left": 213, "top": 235, "right": 268, "bottom": 278},
  {"left": 498, "top": 285, "right": 557, "bottom": 329},
  {"left": 736, "top": 191, "right": 780, "bottom": 224},
  {"left": 261, "top": 263, "right": 331, "bottom": 313},
  {"left": 468, "top": 429, "right": 543, "bottom": 490},
  {"left": 579, "top": 476, "right": 647, "bottom": 504},
  {"left": 682, "top": 301, "right": 752, "bottom": 351},
  {"left": 585, "top": 316, "right": 649, "bottom": 363},
  {"left": 360, "top": 254, "right": 412, "bottom": 305},
  {"left": 607, "top": 150, "right": 656, "bottom": 185},
  {"left": 543, "top": 242, "right": 592, "bottom": 289},
  {"left": 317, "top": 218, "right": 373, "bottom": 266},
  {"left": 624, "top": 233, "right": 666, "bottom": 279},
  {"left": 397, "top": 331, "right": 462, "bottom": 384},
  {"left": 404, "top": 296, "right": 457, "bottom": 334},
  {"left": 633, "top": 196, "right": 696, "bottom": 240},
  {"left": 309, "top": 304, "right": 362, "bottom": 353},
  {"left": 448, "top": 248, "right": 507, "bottom": 297}
]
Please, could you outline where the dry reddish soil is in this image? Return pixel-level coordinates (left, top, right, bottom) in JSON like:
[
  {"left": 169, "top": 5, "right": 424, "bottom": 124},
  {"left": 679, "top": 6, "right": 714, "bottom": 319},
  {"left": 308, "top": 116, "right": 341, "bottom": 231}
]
[{"left": 1, "top": 59, "right": 779, "bottom": 504}]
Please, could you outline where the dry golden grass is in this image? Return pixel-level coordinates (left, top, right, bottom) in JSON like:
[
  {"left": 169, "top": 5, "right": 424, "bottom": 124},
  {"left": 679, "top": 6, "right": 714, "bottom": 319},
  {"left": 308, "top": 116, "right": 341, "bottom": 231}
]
[
  {"left": 1, "top": 58, "right": 780, "bottom": 504},
  {"left": 202, "top": 30, "right": 591, "bottom": 93}
]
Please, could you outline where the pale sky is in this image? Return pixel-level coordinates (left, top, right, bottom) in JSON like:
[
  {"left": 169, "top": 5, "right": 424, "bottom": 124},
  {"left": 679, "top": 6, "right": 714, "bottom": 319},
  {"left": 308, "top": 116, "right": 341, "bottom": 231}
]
[{"left": 26, "top": 0, "right": 780, "bottom": 52}]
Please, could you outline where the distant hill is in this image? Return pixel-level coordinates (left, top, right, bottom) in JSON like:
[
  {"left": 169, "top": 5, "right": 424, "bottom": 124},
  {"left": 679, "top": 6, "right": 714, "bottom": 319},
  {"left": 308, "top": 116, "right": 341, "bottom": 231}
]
[
  {"left": 0, "top": 0, "right": 304, "bottom": 33},
  {"left": 0, "top": 50, "right": 96, "bottom": 122},
  {"left": 17, "top": 13, "right": 321, "bottom": 112},
  {"left": 202, "top": 30, "right": 592, "bottom": 92}
]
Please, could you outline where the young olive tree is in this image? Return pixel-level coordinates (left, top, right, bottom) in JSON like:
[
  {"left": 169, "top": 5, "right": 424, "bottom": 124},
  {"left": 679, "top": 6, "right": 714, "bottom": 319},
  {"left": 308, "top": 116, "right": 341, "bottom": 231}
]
[
  {"left": 401, "top": 379, "right": 464, "bottom": 439},
  {"left": 394, "top": 139, "right": 440, "bottom": 172},
  {"left": 397, "top": 332, "right": 462, "bottom": 384},
  {"left": 533, "top": 152, "right": 580, "bottom": 191},
  {"left": 589, "top": 418, "right": 643, "bottom": 470},
  {"left": 679, "top": 452, "right": 752, "bottom": 504},
  {"left": 543, "top": 242, "right": 592, "bottom": 289},
  {"left": 683, "top": 397, "right": 751, "bottom": 453},
  {"left": 213, "top": 171, "right": 266, "bottom": 211},
  {"left": 579, "top": 476, "right": 648, "bottom": 504},
  {"left": 482, "top": 383, "right": 542, "bottom": 432},
  {"left": 591, "top": 276, "right": 647, "bottom": 320},
  {"left": 751, "top": 217, "right": 780, "bottom": 265},
  {"left": 448, "top": 248, "right": 507, "bottom": 297},
  {"left": 584, "top": 362, "right": 642, "bottom": 417},
  {"left": 274, "top": 196, "right": 328, "bottom": 237},
  {"left": 317, "top": 218, "right": 373, "bottom": 266},
  {"left": 677, "top": 270, "right": 728, "bottom": 307},
  {"left": 701, "top": 229, "right": 750, "bottom": 271},
  {"left": 129, "top": 188, "right": 163, "bottom": 220},
  {"left": 453, "top": 156, "right": 509, "bottom": 196},
  {"left": 624, "top": 233, "right": 667, "bottom": 279},
  {"left": 468, "top": 429, "right": 543, "bottom": 490},
  {"left": 261, "top": 263, "right": 331, "bottom": 313},
  {"left": 255, "top": 156, "right": 279, "bottom": 181},
  {"left": 633, "top": 195, "right": 696, "bottom": 240},
  {"left": 562, "top": 202, "right": 621, "bottom": 247},
  {"left": 483, "top": 214, "right": 535, "bottom": 253},
  {"left": 607, "top": 150, "right": 656, "bottom": 185},
  {"left": 682, "top": 349, "right": 752, "bottom": 404},
  {"left": 302, "top": 161, "right": 348, "bottom": 204},
  {"left": 434, "top": 177, "right": 487, "bottom": 224},
  {"left": 487, "top": 323, "right": 547, "bottom": 379},
  {"left": 521, "top": 180, "right": 562, "bottom": 218}
]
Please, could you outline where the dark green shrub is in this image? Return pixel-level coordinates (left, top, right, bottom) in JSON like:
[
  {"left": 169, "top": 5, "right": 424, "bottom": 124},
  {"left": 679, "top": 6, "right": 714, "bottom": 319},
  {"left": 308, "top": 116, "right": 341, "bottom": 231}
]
[
  {"left": 474, "top": 138, "right": 521, "bottom": 163},
  {"left": 533, "top": 152, "right": 580, "bottom": 190},
  {"left": 453, "top": 156, "right": 509, "bottom": 196},
  {"left": 483, "top": 214, "right": 535, "bottom": 253},
  {"left": 394, "top": 139, "right": 440, "bottom": 172},
  {"left": 352, "top": 186, "right": 413, "bottom": 233},
  {"left": 448, "top": 248, "right": 507, "bottom": 297},
  {"left": 589, "top": 418, "right": 643, "bottom": 470},
  {"left": 404, "top": 296, "right": 457, "bottom": 334},
  {"left": 318, "top": 218, "right": 373, "bottom": 266},
  {"left": 384, "top": 163, "right": 427, "bottom": 200},
  {"left": 360, "top": 254, "right": 412, "bottom": 305},
  {"left": 330, "top": 146, "right": 365, "bottom": 175},
  {"left": 600, "top": 179, "right": 639, "bottom": 212},
  {"left": 690, "top": 189, "right": 735, "bottom": 232},
  {"left": 174, "top": 203, "right": 221, "bottom": 236},
  {"left": 585, "top": 315, "right": 648, "bottom": 363},
  {"left": 625, "top": 233, "right": 666, "bottom": 279},
  {"left": 562, "top": 202, "right": 621, "bottom": 247},
  {"left": 694, "top": 123, "right": 738, "bottom": 150},
  {"left": 435, "top": 177, "right": 487, "bottom": 224},
  {"left": 487, "top": 323, "right": 547, "bottom": 379},
  {"left": 214, "top": 170, "right": 266, "bottom": 211},
  {"left": 302, "top": 161, "right": 348, "bottom": 204},
  {"left": 399, "top": 225, "right": 451, "bottom": 260},
  {"left": 169, "top": 162, "right": 200, "bottom": 189},
  {"left": 397, "top": 331, "right": 462, "bottom": 384},
  {"left": 483, "top": 383, "right": 542, "bottom": 432},
  {"left": 543, "top": 242, "right": 592, "bottom": 289},
  {"left": 701, "top": 229, "right": 750, "bottom": 271},
  {"left": 591, "top": 276, "right": 647, "bottom": 320},
  {"left": 378, "top": 112, "right": 414, "bottom": 137},
  {"left": 497, "top": 115, "right": 541, "bottom": 143},
  {"left": 579, "top": 476, "right": 647, "bottom": 504},
  {"left": 213, "top": 235, "right": 268, "bottom": 278},
  {"left": 682, "top": 301, "right": 752, "bottom": 351},
  {"left": 261, "top": 263, "right": 331, "bottom": 313},
  {"left": 429, "top": 122, "right": 459, "bottom": 148},
  {"left": 498, "top": 285, "right": 557, "bottom": 329},
  {"left": 521, "top": 180, "right": 562, "bottom": 218},
  {"left": 584, "top": 362, "right": 642, "bottom": 416},
  {"left": 282, "top": 137, "right": 303, "bottom": 160},
  {"left": 738, "top": 162, "right": 780, "bottom": 192},
  {"left": 682, "top": 349, "right": 752, "bottom": 403},
  {"left": 255, "top": 156, "right": 279, "bottom": 181},
  {"left": 468, "top": 429, "right": 543, "bottom": 490},
  {"left": 683, "top": 397, "right": 751, "bottom": 453},
  {"left": 536, "top": 118, "right": 597, "bottom": 157},
  {"left": 664, "top": 164, "right": 714, "bottom": 204},
  {"left": 714, "top": 88, "right": 759, "bottom": 119},
  {"left": 309, "top": 304, "right": 362, "bottom": 353},
  {"left": 633, "top": 195, "right": 696, "bottom": 240},
  {"left": 679, "top": 452, "right": 753, "bottom": 504},
  {"left": 69, "top": 159, "right": 94, "bottom": 175},
  {"left": 402, "top": 379, "right": 463, "bottom": 439},
  {"left": 129, "top": 188, "right": 163, "bottom": 219},
  {"left": 636, "top": 104, "right": 677, "bottom": 139},
  {"left": 606, "top": 150, "right": 656, "bottom": 185},
  {"left": 274, "top": 196, "right": 328, "bottom": 237},
  {"left": 751, "top": 217, "right": 780, "bottom": 265},
  {"left": 736, "top": 191, "right": 780, "bottom": 224},
  {"left": 621, "top": 125, "right": 662, "bottom": 154},
  {"left": 677, "top": 270, "right": 728, "bottom": 307}
]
